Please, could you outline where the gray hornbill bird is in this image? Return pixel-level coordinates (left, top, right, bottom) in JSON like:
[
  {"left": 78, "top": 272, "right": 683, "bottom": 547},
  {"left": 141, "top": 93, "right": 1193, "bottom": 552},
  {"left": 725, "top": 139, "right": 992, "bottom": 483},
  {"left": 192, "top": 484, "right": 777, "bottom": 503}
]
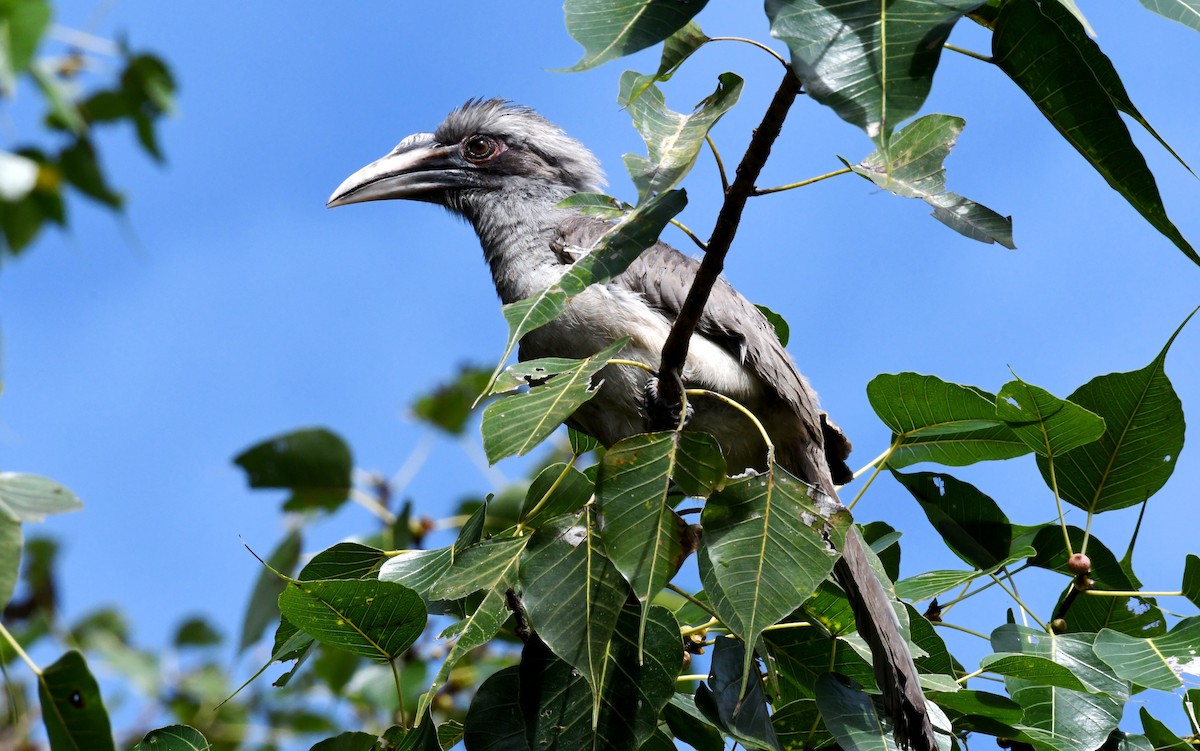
[{"left": 328, "top": 100, "right": 936, "bottom": 750}]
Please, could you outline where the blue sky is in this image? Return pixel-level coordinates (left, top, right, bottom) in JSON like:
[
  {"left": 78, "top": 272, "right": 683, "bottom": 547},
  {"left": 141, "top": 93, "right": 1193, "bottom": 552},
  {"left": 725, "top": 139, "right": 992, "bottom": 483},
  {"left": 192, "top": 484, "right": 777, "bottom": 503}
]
[{"left": 2, "top": 0, "right": 1198, "bottom": 737}]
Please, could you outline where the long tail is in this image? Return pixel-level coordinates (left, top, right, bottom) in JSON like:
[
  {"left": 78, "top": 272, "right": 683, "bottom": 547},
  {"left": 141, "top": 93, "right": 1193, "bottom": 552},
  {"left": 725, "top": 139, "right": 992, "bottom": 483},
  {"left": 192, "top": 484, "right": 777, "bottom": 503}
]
[{"left": 833, "top": 528, "right": 936, "bottom": 751}]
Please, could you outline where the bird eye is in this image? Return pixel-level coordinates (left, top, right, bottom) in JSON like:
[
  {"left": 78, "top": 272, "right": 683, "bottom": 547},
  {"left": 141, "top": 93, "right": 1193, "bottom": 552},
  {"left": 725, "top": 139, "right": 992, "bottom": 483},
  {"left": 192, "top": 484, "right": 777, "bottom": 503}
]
[{"left": 463, "top": 135, "right": 497, "bottom": 162}]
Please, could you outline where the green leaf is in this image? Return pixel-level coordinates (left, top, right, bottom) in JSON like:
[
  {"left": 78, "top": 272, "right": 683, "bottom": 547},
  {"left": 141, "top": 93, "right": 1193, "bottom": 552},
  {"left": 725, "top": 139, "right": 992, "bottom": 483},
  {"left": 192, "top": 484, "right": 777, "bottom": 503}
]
[
  {"left": 519, "top": 508, "right": 628, "bottom": 723},
  {"left": 378, "top": 546, "right": 453, "bottom": 602},
  {"left": 993, "top": 0, "right": 1199, "bottom": 266},
  {"left": 765, "top": 618, "right": 874, "bottom": 703},
  {"left": 663, "top": 693, "right": 725, "bottom": 751},
  {"left": 1139, "top": 707, "right": 1193, "bottom": 751},
  {"left": 0, "top": 472, "right": 83, "bottom": 522},
  {"left": 893, "top": 548, "right": 1033, "bottom": 601},
  {"left": 696, "top": 637, "right": 781, "bottom": 751},
  {"left": 234, "top": 427, "right": 353, "bottom": 512},
  {"left": 754, "top": 304, "right": 790, "bottom": 347},
  {"left": 118, "top": 53, "right": 175, "bottom": 162},
  {"left": 562, "top": 0, "right": 707, "bottom": 71},
  {"left": 419, "top": 535, "right": 528, "bottom": 718},
  {"left": 0, "top": 514, "right": 22, "bottom": 607},
  {"left": 522, "top": 604, "right": 681, "bottom": 749},
  {"left": 766, "top": 0, "right": 980, "bottom": 145},
  {"left": 1093, "top": 617, "right": 1200, "bottom": 691},
  {"left": 1183, "top": 554, "right": 1200, "bottom": 609},
  {"left": 298, "top": 542, "right": 387, "bottom": 581},
  {"left": 58, "top": 138, "right": 123, "bottom": 209},
  {"left": 239, "top": 530, "right": 302, "bottom": 652},
  {"left": 309, "top": 731, "right": 376, "bottom": 751},
  {"left": 568, "top": 426, "right": 602, "bottom": 454},
  {"left": 173, "top": 617, "right": 222, "bottom": 648},
  {"left": 1139, "top": 0, "right": 1200, "bottom": 33},
  {"left": 980, "top": 654, "right": 1089, "bottom": 692},
  {"left": 867, "top": 373, "right": 1029, "bottom": 468},
  {"left": 893, "top": 470, "right": 1013, "bottom": 569},
  {"left": 698, "top": 464, "right": 847, "bottom": 683},
  {"left": 489, "top": 188, "right": 685, "bottom": 389},
  {"left": 652, "top": 21, "right": 709, "bottom": 82},
  {"left": 556, "top": 191, "right": 627, "bottom": 220},
  {"left": 412, "top": 365, "right": 493, "bottom": 434},
  {"left": 38, "top": 650, "right": 115, "bottom": 751},
  {"left": 0, "top": 0, "right": 50, "bottom": 88},
  {"left": 131, "top": 725, "right": 211, "bottom": 751},
  {"left": 772, "top": 699, "right": 831, "bottom": 750},
  {"left": 482, "top": 338, "right": 627, "bottom": 463},
  {"left": 813, "top": 672, "right": 950, "bottom": 751},
  {"left": 619, "top": 70, "right": 741, "bottom": 202},
  {"left": 927, "top": 689, "right": 1025, "bottom": 739},
  {"left": 277, "top": 578, "right": 426, "bottom": 662},
  {"left": 463, "top": 666, "right": 528, "bottom": 751},
  {"left": 522, "top": 462, "right": 593, "bottom": 525},
  {"left": 1037, "top": 313, "right": 1189, "bottom": 513},
  {"left": 598, "top": 431, "right": 720, "bottom": 649},
  {"left": 996, "top": 378, "right": 1106, "bottom": 457},
  {"left": 990, "top": 624, "right": 1129, "bottom": 696},
  {"left": 848, "top": 114, "right": 1014, "bottom": 247}
]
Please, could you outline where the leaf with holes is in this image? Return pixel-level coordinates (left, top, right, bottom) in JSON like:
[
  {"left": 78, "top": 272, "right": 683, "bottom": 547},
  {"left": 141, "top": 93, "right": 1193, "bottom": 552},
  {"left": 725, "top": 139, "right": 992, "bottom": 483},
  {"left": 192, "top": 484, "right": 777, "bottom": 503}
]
[
  {"left": 868, "top": 373, "right": 1029, "bottom": 468},
  {"left": 1094, "top": 617, "right": 1200, "bottom": 691},
  {"left": 619, "top": 70, "right": 741, "bottom": 201},
  {"left": 482, "top": 338, "right": 627, "bottom": 463},
  {"left": 893, "top": 470, "right": 1014, "bottom": 569},
  {"left": 1037, "top": 311, "right": 1191, "bottom": 513},
  {"left": 277, "top": 578, "right": 426, "bottom": 662},
  {"left": 848, "top": 115, "right": 1014, "bottom": 247},
  {"left": 562, "top": 0, "right": 707, "bottom": 71},
  {"left": 38, "top": 651, "right": 115, "bottom": 751},
  {"left": 698, "top": 464, "right": 847, "bottom": 683},
  {"left": 996, "top": 379, "right": 1105, "bottom": 458},
  {"left": 766, "top": 0, "right": 980, "bottom": 145}
]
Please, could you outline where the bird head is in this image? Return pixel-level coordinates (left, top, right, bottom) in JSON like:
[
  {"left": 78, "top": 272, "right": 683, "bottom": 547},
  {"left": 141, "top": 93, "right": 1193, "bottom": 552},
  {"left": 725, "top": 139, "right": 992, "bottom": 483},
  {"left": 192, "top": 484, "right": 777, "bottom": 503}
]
[{"left": 327, "top": 99, "right": 604, "bottom": 212}]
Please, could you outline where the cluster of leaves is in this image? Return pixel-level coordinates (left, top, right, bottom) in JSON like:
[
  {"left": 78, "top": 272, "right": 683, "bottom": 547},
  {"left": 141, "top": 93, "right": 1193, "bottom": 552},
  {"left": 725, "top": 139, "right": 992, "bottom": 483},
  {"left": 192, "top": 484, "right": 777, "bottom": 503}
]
[
  {"left": 3, "top": 1, "right": 1200, "bottom": 750},
  {"left": 0, "top": 0, "right": 174, "bottom": 256}
]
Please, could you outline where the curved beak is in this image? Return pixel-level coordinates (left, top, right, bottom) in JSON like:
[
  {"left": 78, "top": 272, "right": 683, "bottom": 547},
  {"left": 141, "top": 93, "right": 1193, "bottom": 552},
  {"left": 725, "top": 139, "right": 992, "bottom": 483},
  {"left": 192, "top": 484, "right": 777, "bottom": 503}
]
[{"left": 327, "top": 133, "right": 465, "bottom": 208}]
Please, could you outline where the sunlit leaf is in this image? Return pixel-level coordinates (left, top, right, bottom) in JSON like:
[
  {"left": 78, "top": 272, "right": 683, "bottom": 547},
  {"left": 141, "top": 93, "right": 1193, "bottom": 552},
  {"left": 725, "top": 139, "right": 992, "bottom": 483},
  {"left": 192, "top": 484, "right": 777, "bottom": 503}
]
[
  {"left": 38, "top": 651, "right": 115, "bottom": 751},
  {"left": 1037, "top": 312, "right": 1190, "bottom": 513},
  {"left": 867, "top": 373, "right": 1029, "bottom": 467},
  {"left": 993, "top": 0, "right": 1199, "bottom": 265},
  {"left": 1139, "top": 707, "right": 1193, "bottom": 751},
  {"left": 278, "top": 578, "right": 426, "bottom": 662},
  {"left": 522, "top": 462, "right": 594, "bottom": 525},
  {"left": 1139, "top": 0, "right": 1200, "bottom": 32},
  {"left": 1094, "top": 617, "right": 1200, "bottom": 691},
  {"left": 482, "top": 338, "right": 627, "bottom": 463},
  {"left": 849, "top": 114, "right": 1014, "bottom": 247},
  {"left": 0, "top": 472, "right": 83, "bottom": 522},
  {"left": 996, "top": 379, "right": 1105, "bottom": 457},
  {"left": 619, "top": 70, "right": 741, "bottom": 201},
  {"left": 563, "top": 0, "right": 707, "bottom": 71},
  {"left": 766, "top": 0, "right": 980, "bottom": 145}
]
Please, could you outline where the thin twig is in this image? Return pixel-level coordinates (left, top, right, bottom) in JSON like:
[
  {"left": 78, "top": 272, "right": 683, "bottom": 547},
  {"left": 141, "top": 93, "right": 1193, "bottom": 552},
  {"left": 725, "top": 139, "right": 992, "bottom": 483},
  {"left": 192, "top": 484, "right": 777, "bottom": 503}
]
[
  {"left": 654, "top": 69, "right": 803, "bottom": 417},
  {"left": 670, "top": 218, "right": 709, "bottom": 251},
  {"left": 753, "top": 166, "right": 852, "bottom": 196},
  {"left": 708, "top": 36, "right": 790, "bottom": 68},
  {"left": 944, "top": 43, "right": 994, "bottom": 63}
]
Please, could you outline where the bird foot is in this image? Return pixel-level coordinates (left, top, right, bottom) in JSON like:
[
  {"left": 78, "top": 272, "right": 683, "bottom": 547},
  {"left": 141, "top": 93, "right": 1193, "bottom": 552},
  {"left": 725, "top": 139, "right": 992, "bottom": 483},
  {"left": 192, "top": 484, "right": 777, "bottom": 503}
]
[{"left": 644, "top": 376, "right": 693, "bottom": 431}]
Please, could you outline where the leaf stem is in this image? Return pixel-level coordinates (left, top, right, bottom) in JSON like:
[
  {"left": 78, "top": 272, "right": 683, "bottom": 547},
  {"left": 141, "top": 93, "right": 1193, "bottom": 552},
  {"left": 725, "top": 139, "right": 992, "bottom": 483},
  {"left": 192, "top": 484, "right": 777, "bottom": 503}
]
[
  {"left": 0, "top": 621, "right": 41, "bottom": 676},
  {"left": 943, "top": 43, "right": 994, "bottom": 64},
  {"left": 1083, "top": 589, "right": 1182, "bottom": 598},
  {"left": 753, "top": 166, "right": 852, "bottom": 196},
  {"left": 350, "top": 487, "right": 397, "bottom": 525},
  {"left": 847, "top": 441, "right": 896, "bottom": 512},
  {"left": 518, "top": 453, "right": 580, "bottom": 530},
  {"left": 676, "top": 673, "right": 709, "bottom": 683},
  {"left": 389, "top": 658, "right": 407, "bottom": 728},
  {"left": 685, "top": 388, "right": 774, "bottom": 466},
  {"left": 761, "top": 620, "right": 812, "bottom": 632},
  {"left": 670, "top": 218, "right": 709, "bottom": 251},
  {"left": 956, "top": 666, "right": 988, "bottom": 685},
  {"left": 705, "top": 134, "right": 729, "bottom": 193},
  {"left": 680, "top": 617, "right": 720, "bottom": 638},
  {"left": 988, "top": 572, "right": 1049, "bottom": 631},
  {"left": 667, "top": 583, "right": 720, "bottom": 621},
  {"left": 609, "top": 358, "right": 656, "bottom": 373},
  {"left": 932, "top": 621, "right": 991, "bottom": 640},
  {"left": 708, "top": 36, "right": 789, "bottom": 68},
  {"left": 1046, "top": 456, "right": 1074, "bottom": 557}
]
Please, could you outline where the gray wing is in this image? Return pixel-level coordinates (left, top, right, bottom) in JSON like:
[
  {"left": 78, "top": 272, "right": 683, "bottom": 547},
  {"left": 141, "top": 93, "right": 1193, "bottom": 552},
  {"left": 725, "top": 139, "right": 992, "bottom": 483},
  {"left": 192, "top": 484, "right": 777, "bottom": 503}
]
[{"left": 554, "top": 214, "right": 839, "bottom": 459}]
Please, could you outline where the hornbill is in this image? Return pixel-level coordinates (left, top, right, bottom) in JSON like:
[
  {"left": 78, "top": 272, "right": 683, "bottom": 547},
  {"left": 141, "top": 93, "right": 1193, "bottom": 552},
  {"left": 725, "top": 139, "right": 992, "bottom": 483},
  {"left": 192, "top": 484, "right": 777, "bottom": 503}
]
[{"left": 328, "top": 99, "right": 936, "bottom": 750}]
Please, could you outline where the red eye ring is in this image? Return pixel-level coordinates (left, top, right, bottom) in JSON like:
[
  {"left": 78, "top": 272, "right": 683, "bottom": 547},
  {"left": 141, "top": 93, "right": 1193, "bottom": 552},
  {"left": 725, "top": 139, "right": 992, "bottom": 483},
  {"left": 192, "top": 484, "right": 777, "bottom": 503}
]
[{"left": 463, "top": 134, "right": 497, "bottom": 162}]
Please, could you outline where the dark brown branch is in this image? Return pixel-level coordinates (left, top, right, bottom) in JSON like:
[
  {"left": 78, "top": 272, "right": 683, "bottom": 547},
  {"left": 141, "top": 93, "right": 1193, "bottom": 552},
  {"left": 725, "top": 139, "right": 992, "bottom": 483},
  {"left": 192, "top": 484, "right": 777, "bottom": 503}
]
[{"left": 654, "top": 69, "right": 803, "bottom": 414}]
